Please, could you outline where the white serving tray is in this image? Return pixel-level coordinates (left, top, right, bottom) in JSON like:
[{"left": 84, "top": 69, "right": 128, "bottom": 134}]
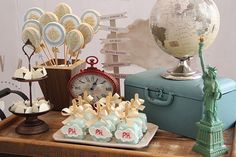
[{"left": 53, "top": 123, "right": 158, "bottom": 149}]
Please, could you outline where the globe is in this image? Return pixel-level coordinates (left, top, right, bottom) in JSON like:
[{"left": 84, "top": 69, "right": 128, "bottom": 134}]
[{"left": 149, "top": 0, "right": 220, "bottom": 59}]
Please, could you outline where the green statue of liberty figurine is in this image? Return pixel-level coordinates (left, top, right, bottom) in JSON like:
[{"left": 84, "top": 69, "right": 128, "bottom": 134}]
[
  {"left": 193, "top": 37, "right": 228, "bottom": 157},
  {"left": 199, "top": 37, "right": 221, "bottom": 124}
]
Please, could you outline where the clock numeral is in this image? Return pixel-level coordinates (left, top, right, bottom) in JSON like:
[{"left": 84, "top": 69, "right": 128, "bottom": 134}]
[
  {"left": 75, "top": 87, "right": 81, "bottom": 90},
  {"left": 79, "top": 80, "right": 85, "bottom": 84},
  {"left": 85, "top": 76, "right": 90, "bottom": 82},
  {"left": 106, "top": 87, "right": 112, "bottom": 91},
  {"left": 73, "top": 86, "right": 81, "bottom": 90},
  {"left": 100, "top": 80, "right": 106, "bottom": 84},
  {"left": 91, "top": 75, "right": 95, "bottom": 82}
]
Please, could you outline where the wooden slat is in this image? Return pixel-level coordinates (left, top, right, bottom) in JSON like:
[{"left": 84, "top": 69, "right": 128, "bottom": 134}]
[{"left": 0, "top": 111, "right": 233, "bottom": 157}]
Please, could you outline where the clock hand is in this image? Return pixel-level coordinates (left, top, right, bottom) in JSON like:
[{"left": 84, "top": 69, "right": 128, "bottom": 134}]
[
  {"left": 94, "top": 78, "right": 98, "bottom": 85},
  {"left": 90, "top": 78, "right": 99, "bottom": 90}
]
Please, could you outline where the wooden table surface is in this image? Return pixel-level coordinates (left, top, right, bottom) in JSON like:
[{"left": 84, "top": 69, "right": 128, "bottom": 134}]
[{"left": 0, "top": 111, "right": 235, "bottom": 157}]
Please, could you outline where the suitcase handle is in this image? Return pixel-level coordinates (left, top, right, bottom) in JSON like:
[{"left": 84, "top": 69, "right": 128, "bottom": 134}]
[{"left": 144, "top": 87, "right": 174, "bottom": 106}]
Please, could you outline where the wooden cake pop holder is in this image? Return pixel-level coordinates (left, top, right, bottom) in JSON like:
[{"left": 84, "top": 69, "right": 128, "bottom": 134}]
[{"left": 36, "top": 59, "right": 86, "bottom": 111}]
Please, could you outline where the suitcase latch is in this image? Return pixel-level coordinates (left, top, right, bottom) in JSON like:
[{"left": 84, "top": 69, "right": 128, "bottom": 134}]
[
  {"left": 145, "top": 87, "right": 174, "bottom": 106},
  {"left": 156, "top": 88, "right": 164, "bottom": 98}
]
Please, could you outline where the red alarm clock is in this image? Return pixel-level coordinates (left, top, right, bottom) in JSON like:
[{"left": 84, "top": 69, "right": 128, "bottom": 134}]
[{"left": 68, "top": 56, "right": 119, "bottom": 101}]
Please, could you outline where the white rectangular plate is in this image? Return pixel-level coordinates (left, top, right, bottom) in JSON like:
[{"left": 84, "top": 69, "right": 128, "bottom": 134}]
[{"left": 53, "top": 123, "right": 158, "bottom": 149}]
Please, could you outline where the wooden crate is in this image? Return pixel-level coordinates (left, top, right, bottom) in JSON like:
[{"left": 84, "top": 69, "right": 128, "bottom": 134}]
[{"left": 36, "top": 59, "right": 86, "bottom": 111}]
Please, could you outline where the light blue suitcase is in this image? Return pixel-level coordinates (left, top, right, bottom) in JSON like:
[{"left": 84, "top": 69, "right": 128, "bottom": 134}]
[{"left": 124, "top": 68, "right": 236, "bottom": 139}]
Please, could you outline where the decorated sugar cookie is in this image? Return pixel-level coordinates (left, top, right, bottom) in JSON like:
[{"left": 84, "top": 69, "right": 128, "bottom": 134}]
[
  {"left": 60, "top": 14, "right": 81, "bottom": 33},
  {"left": 22, "top": 19, "right": 42, "bottom": 34},
  {"left": 61, "top": 118, "right": 87, "bottom": 139},
  {"left": 54, "top": 2, "right": 72, "bottom": 20},
  {"left": 66, "top": 29, "right": 84, "bottom": 54},
  {"left": 115, "top": 125, "right": 141, "bottom": 144},
  {"left": 43, "top": 22, "right": 66, "bottom": 47},
  {"left": 39, "top": 12, "right": 58, "bottom": 28},
  {"left": 22, "top": 27, "right": 41, "bottom": 52},
  {"left": 81, "top": 9, "right": 101, "bottom": 33},
  {"left": 89, "top": 121, "right": 113, "bottom": 142},
  {"left": 77, "top": 23, "right": 94, "bottom": 46},
  {"left": 24, "top": 7, "right": 44, "bottom": 21}
]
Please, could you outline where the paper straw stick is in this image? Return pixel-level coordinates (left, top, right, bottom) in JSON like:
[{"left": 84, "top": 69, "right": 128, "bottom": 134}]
[
  {"left": 65, "top": 47, "right": 70, "bottom": 66},
  {"left": 78, "top": 96, "right": 83, "bottom": 106},
  {"left": 125, "top": 102, "right": 129, "bottom": 119},
  {"left": 130, "top": 99, "right": 135, "bottom": 108},
  {"left": 75, "top": 50, "right": 81, "bottom": 62},
  {"left": 43, "top": 40, "right": 56, "bottom": 65},
  {"left": 40, "top": 43, "right": 53, "bottom": 65},
  {"left": 64, "top": 44, "right": 67, "bottom": 65},
  {"left": 83, "top": 91, "right": 88, "bottom": 100},
  {"left": 52, "top": 47, "right": 58, "bottom": 66},
  {"left": 55, "top": 52, "right": 58, "bottom": 65},
  {"left": 106, "top": 96, "right": 111, "bottom": 114},
  {"left": 67, "top": 56, "right": 72, "bottom": 66},
  {"left": 97, "top": 102, "right": 101, "bottom": 119},
  {"left": 40, "top": 44, "right": 53, "bottom": 65},
  {"left": 38, "top": 54, "right": 47, "bottom": 66}
]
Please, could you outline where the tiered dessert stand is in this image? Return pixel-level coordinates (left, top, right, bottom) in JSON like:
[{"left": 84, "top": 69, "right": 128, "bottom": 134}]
[{"left": 10, "top": 40, "right": 53, "bottom": 135}]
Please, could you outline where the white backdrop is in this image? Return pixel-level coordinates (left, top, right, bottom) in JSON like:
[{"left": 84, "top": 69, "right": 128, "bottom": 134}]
[{"left": 0, "top": 0, "right": 235, "bottom": 116}]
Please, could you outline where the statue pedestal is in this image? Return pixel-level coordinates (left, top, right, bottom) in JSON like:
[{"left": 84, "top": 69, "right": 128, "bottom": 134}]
[{"left": 193, "top": 120, "right": 228, "bottom": 157}]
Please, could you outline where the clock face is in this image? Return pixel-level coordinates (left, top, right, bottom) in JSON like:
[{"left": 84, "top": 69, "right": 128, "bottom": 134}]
[{"left": 69, "top": 73, "right": 115, "bottom": 101}]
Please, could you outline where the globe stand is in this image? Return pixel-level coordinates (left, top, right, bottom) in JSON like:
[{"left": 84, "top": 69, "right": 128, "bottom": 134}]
[{"left": 161, "top": 57, "right": 201, "bottom": 80}]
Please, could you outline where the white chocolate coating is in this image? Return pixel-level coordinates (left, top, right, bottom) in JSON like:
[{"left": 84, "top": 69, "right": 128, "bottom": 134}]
[
  {"left": 39, "top": 12, "right": 58, "bottom": 28},
  {"left": 54, "top": 2, "right": 72, "bottom": 20},
  {"left": 22, "top": 27, "right": 42, "bottom": 51},
  {"left": 77, "top": 23, "right": 94, "bottom": 45},
  {"left": 60, "top": 14, "right": 81, "bottom": 33},
  {"left": 24, "top": 7, "right": 44, "bottom": 21},
  {"left": 43, "top": 22, "right": 66, "bottom": 47},
  {"left": 22, "top": 19, "right": 42, "bottom": 35},
  {"left": 66, "top": 29, "right": 84, "bottom": 52},
  {"left": 81, "top": 9, "right": 101, "bottom": 33}
]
